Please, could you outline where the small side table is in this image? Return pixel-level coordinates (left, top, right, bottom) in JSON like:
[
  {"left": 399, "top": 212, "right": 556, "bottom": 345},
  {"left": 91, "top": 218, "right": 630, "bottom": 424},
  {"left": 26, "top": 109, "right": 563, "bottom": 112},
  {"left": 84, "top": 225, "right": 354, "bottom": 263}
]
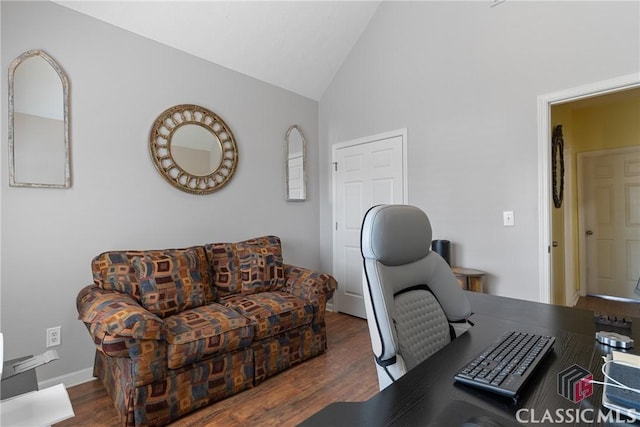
[{"left": 451, "top": 267, "right": 486, "bottom": 293}]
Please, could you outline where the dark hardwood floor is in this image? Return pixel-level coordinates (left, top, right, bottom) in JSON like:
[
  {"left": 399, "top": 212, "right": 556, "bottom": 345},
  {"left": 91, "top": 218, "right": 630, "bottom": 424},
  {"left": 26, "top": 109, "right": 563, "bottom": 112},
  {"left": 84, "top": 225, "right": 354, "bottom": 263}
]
[{"left": 57, "top": 312, "right": 378, "bottom": 427}]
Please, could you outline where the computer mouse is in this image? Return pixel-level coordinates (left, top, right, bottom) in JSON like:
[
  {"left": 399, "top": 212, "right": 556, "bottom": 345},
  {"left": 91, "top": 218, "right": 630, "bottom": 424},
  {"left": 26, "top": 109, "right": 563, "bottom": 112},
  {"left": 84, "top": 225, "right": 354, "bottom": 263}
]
[{"left": 462, "top": 415, "right": 506, "bottom": 427}]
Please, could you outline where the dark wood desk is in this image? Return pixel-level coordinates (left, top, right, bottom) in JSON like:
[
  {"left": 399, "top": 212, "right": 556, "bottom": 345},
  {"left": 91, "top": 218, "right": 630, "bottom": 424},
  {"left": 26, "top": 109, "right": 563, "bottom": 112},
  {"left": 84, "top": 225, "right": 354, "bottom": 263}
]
[{"left": 301, "top": 292, "right": 640, "bottom": 426}]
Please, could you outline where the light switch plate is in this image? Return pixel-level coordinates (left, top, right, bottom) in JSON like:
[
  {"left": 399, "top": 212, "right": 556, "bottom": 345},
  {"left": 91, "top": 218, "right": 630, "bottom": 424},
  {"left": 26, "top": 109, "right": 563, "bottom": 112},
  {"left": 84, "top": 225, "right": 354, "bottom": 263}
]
[{"left": 503, "top": 211, "right": 514, "bottom": 227}]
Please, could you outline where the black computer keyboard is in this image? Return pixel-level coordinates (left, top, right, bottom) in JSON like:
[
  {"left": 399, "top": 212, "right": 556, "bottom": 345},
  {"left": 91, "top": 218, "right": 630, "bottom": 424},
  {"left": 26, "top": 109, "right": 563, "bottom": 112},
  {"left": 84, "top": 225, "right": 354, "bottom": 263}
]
[{"left": 454, "top": 331, "right": 556, "bottom": 397}]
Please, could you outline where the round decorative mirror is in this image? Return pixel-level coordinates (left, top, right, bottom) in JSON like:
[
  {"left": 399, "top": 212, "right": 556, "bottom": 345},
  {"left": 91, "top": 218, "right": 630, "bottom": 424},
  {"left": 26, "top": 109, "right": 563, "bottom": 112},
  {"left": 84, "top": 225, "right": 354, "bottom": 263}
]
[{"left": 149, "top": 104, "right": 238, "bottom": 194}]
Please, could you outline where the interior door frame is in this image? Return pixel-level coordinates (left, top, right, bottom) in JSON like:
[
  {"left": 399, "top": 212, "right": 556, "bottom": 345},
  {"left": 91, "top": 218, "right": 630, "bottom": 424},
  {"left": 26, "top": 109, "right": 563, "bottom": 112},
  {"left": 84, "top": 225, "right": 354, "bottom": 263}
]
[
  {"left": 537, "top": 74, "right": 640, "bottom": 304},
  {"left": 331, "top": 128, "right": 408, "bottom": 313}
]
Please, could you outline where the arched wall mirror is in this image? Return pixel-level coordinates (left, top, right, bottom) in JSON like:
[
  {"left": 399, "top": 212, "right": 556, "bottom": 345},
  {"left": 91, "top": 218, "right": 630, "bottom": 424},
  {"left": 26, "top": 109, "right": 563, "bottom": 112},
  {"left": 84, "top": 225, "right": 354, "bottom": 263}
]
[
  {"left": 8, "top": 50, "right": 71, "bottom": 188},
  {"left": 149, "top": 104, "right": 238, "bottom": 194},
  {"left": 285, "top": 125, "right": 307, "bottom": 201}
]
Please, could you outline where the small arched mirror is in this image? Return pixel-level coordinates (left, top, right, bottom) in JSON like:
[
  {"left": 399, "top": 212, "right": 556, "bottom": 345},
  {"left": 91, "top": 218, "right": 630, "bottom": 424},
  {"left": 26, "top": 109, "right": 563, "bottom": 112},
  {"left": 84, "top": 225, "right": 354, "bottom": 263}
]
[
  {"left": 149, "top": 104, "right": 237, "bottom": 194},
  {"left": 285, "top": 125, "right": 306, "bottom": 201},
  {"left": 8, "top": 50, "right": 70, "bottom": 188}
]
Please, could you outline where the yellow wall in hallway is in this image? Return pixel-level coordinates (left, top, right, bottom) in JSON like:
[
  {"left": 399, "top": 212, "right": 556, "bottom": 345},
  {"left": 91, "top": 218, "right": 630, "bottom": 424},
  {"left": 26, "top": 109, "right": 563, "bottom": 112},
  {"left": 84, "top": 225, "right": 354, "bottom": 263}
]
[
  {"left": 551, "top": 88, "right": 640, "bottom": 304},
  {"left": 572, "top": 91, "right": 640, "bottom": 152}
]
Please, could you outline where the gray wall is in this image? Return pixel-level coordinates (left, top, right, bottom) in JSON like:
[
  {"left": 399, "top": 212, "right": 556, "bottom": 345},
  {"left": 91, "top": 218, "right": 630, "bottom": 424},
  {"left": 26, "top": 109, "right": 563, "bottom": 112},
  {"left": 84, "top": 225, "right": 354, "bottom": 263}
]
[
  {"left": 1, "top": 1, "right": 320, "bottom": 385},
  {"left": 319, "top": 1, "right": 639, "bottom": 301}
]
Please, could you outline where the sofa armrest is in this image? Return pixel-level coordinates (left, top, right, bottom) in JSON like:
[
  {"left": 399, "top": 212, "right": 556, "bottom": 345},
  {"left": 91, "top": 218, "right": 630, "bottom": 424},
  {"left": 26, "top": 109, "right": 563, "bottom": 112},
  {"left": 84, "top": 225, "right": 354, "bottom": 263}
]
[
  {"left": 283, "top": 265, "right": 337, "bottom": 322},
  {"left": 78, "top": 286, "right": 168, "bottom": 386},
  {"left": 77, "top": 285, "right": 165, "bottom": 341}
]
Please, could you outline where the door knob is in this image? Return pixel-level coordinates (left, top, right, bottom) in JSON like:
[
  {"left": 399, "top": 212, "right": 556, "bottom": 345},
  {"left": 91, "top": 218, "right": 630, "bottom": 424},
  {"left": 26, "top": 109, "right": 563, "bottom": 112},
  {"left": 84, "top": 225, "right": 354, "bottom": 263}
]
[
  {"left": 586, "top": 230, "right": 594, "bottom": 236},
  {"left": 552, "top": 241, "right": 559, "bottom": 247}
]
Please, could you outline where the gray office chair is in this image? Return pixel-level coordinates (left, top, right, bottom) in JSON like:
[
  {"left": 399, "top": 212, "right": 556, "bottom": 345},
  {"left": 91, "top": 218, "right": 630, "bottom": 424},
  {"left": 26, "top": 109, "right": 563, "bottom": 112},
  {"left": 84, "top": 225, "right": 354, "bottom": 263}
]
[{"left": 361, "top": 204, "right": 473, "bottom": 390}]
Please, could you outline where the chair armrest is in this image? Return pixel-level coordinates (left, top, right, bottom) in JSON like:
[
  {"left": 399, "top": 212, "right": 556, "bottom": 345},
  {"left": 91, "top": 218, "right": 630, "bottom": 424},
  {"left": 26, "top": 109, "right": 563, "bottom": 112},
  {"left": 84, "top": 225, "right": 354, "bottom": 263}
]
[
  {"left": 77, "top": 285, "right": 165, "bottom": 341},
  {"left": 284, "top": 265, "right": 338, "bottom": 322}
]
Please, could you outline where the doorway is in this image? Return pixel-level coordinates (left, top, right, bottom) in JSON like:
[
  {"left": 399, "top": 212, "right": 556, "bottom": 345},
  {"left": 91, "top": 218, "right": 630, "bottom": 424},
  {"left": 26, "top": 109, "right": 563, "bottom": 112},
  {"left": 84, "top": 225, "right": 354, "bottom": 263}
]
[
  {"left": 332, "top": 129, "right": 408, "bottom": 318},
  {"left": 539, "top": 78, "right": 640, "bottom": 305}
]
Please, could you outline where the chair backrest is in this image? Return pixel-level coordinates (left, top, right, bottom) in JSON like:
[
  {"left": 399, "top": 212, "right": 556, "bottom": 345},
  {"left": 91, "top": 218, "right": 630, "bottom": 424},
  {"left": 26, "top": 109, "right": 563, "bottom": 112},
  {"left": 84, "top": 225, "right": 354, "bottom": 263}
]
[{"left": 360, "top": 204, "right": 472, "bottom": 389}]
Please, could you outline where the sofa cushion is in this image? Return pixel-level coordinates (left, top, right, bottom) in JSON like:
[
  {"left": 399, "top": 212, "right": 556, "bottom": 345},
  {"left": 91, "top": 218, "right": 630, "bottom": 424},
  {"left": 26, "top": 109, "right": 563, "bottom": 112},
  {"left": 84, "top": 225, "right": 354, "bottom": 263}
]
[
  {"left": 164, "top": 304, "right": 255, "bottom": 369},
  {"left": 91, "top": 246, "right": 215, "bottom": 302},
  {"left": 221, "top": 291, "right": 314, "bottom": 340},
  {"left": 206, "top": 235, "right": 285, "bottom": 297},
  {"left": 133, "top": 251, "right": 207, "bottom": 318}
]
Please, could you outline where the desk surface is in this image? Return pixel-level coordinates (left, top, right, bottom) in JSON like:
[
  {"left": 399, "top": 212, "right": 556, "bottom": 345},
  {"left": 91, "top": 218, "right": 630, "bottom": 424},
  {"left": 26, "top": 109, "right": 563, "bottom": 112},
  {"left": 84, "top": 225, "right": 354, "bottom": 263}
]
[{"left": 301, "top": 292, "right": 640, "bottom": 426}]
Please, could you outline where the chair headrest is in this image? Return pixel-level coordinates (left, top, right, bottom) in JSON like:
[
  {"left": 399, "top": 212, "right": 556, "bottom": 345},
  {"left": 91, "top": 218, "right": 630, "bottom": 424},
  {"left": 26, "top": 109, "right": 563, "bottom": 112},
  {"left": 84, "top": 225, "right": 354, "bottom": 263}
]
[{"left": 361, "top": 204, "right": 432, "bottom": 266}]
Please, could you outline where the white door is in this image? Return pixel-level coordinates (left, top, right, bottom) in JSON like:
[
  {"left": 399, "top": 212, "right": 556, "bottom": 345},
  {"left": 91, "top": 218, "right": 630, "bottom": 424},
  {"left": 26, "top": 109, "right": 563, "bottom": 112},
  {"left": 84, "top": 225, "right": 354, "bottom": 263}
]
[
  {"left": 580, "top": 146, "right": 640, "bottom": 299},
  {"left": 333, "top": 130, "right": 407, "bottom": 318}
]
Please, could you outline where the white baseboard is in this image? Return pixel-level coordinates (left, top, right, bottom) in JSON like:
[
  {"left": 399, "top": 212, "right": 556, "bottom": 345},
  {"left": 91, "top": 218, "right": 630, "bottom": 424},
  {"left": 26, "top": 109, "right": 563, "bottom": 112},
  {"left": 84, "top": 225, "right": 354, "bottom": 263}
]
[
  {"left": 39, "top": 367, "right": 95, "bottom": 390},
  {"left": 571, "top": 291, "right": 580, "bottom": 307}
]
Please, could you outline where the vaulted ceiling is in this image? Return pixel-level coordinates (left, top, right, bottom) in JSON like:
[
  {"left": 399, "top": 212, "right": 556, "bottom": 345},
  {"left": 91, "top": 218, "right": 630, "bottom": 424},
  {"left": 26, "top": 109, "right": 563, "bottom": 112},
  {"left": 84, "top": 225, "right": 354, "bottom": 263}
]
[{"left": 53, "top": 1, "right": 381, "bottom": 101}]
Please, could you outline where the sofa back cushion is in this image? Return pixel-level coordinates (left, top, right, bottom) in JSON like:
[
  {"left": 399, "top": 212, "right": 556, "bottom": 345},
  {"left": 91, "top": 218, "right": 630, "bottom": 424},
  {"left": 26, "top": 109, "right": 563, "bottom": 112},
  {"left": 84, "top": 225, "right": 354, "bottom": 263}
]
[
  {"left": 91, "top": 246, "right": 215, "bottom": 303},
  {"left": 132, "top": 251, "right": 207, "bottom": 318},
  {"left": 205, "top": 235, "right": 285, "bottom": 298}
]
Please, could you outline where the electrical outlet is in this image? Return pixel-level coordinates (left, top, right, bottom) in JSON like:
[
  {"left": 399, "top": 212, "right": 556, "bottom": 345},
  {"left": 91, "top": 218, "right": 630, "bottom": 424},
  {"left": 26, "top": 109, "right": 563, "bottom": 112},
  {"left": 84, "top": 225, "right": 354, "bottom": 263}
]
[{"left": 46, "top": 326, "right": 61, "bottom": 347}]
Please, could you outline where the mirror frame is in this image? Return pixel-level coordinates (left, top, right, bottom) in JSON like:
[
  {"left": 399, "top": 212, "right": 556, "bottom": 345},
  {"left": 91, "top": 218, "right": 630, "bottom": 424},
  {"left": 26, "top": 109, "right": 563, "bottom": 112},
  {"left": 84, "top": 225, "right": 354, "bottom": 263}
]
[
  {"left": 8, "top": 49, "right": 71, "bottom": 188},
  {"left": 149, "top": 104, "right": 238, "bottom": 194},
  {"left": 551, "top": 124, "right": 564, "bottom": 208},
  {"left": 285, "top": 125, "right": 307, "bottom": 201}
]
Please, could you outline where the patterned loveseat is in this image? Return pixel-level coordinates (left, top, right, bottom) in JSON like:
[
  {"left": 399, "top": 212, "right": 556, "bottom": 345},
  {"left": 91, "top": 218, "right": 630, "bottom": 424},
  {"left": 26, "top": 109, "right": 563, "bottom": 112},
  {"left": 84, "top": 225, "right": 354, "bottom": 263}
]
[{"left": 76, "top": 236, "right": 337, "bottom": 426}]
